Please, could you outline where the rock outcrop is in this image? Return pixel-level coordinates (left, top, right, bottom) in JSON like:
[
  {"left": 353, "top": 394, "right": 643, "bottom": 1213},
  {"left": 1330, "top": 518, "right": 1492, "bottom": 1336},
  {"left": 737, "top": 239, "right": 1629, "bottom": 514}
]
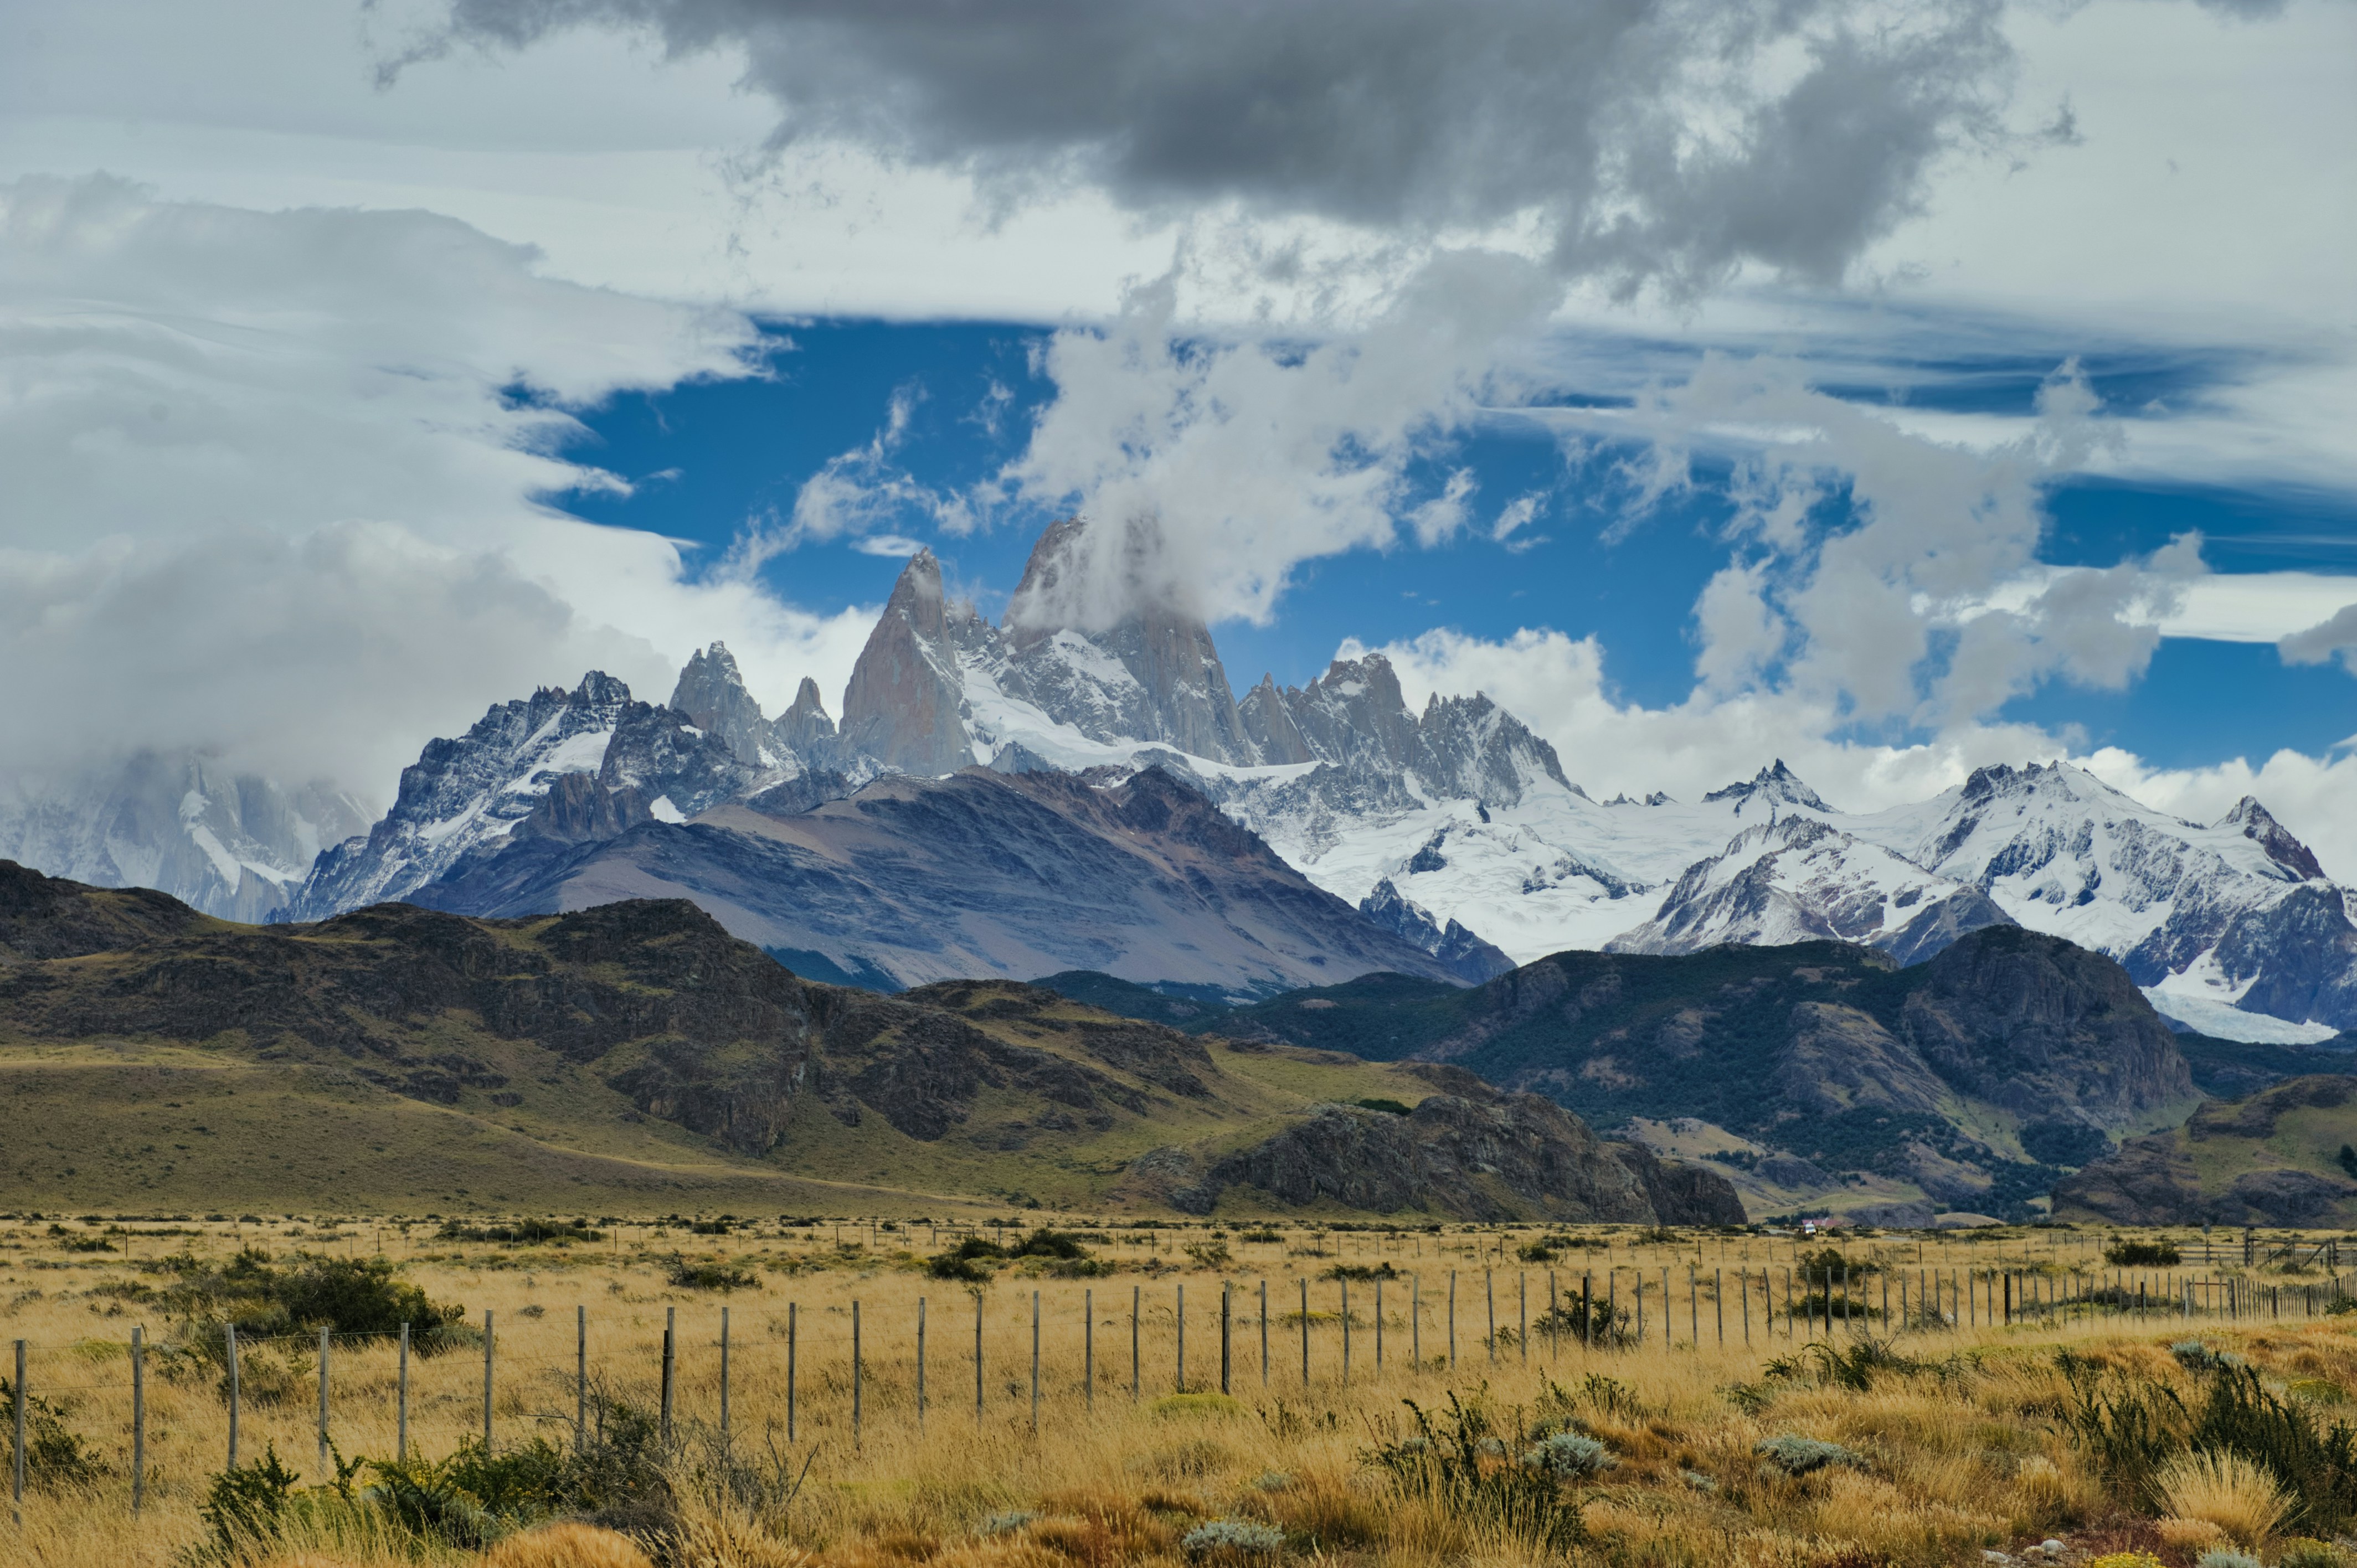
[
  {"left": 1131, "top": 1062, "right": 1744, "bottom": 1224},
  {"left": 2054, "top": 1074, "right": 2357, "bottom": 1227}
]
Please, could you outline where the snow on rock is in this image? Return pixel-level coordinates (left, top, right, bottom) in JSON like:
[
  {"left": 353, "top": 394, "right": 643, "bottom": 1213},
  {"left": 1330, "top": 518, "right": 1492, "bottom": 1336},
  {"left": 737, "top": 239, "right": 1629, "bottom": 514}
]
[
  {"left": 1604, "top": 816, "right": 2014, "bottom": 965},
  {"left": 0, "top": 754, "right": 370, "bottom": 923}
]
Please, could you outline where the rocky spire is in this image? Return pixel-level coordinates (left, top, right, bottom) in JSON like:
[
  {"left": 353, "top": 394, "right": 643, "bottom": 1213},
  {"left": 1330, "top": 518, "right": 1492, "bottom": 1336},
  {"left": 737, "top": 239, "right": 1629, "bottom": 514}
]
[
  {"left": 670, "top": 641, "right": 778, "bottom": 768},
  {"left": 838, "top": 549, "right": 976, "bottom": 776},
  {"left": 778, "top": 676, "right": 838, "bottom": 754},
  {"left": 1000, "top": 517, "right": 1259, "bottom": 765}
]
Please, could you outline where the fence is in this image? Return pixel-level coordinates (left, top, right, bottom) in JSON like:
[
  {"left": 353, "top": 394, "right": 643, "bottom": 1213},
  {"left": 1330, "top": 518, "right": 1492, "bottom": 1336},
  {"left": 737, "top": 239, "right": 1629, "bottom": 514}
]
[{"left": 12, "top": 1259, "right": 2355, "bottom": 1523}]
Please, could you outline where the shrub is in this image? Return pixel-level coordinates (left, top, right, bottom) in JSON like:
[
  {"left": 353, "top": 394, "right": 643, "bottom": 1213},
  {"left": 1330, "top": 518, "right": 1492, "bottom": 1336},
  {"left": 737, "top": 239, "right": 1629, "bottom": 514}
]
[
  {"left": 2193, "top": 1541, "right": 2257, "bottom": 1568},
  {"left": 0, "top": 1376, "right": 104, "bottom": 1487},
  {"left": 1182, "top": 1239, "right": 1233, "bottom": 1269},
  {"left": 1324, "top": 1261, "right": 1399, "bottom": 1281},
  {"left": 1753, "top": 1436, "right": 1861, "bottom": 1476},
  {"left": 2190, "top": 1365, "right": 2357, "bottom": 1533},
  {"left": 1521, "top": 1432, "right": 1616, "bottom": 1478},
  {"left": 1181, "top": 1518, "right": 1285, "bottom": 1557},
  {"left": 1010, "top": 1229, "right": 1090, "bottom": 1260},
  {"left": 436, "top": 1218, "right": 604, "bottom": 1245},
  {"left": 1365, "top": 1390, "right": 1585, "bottom": 1551},
  {"left": 1353, "top": 1097, "right": 1413, "bottom": 1116},
  {"left": 665, "top": 1256, "right": 758, "bottom": 1291},
  {"left": 2105, "top": 1238, "right": 2181, "bottom": 1266},
  {"left": 2276, "top": 1539, "right": 2347, "bottom": 1568},
  {"left": 1238, "top": 1229, "right": 1284, "bottom": 1244}
]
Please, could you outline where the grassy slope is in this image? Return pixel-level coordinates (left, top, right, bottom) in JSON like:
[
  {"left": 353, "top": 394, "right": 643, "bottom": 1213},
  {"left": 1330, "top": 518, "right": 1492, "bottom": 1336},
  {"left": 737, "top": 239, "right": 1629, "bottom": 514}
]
[
  {"left": 761, "top": 988, "right": 1438, "bottom": 1211},
  {"left": 0, "top": 979, "right": 1434, "bottom": 1217}
]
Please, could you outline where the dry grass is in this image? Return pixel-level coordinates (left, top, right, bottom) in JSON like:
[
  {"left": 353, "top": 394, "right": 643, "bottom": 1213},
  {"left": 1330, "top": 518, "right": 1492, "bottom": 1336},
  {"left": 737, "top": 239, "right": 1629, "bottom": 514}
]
[
  {"left": 2151, "top": 1450, "right": 2293, "bottom": 1546},
  {"left": 0, "top": 1215, "right": 2348, "bottom": 1567}
]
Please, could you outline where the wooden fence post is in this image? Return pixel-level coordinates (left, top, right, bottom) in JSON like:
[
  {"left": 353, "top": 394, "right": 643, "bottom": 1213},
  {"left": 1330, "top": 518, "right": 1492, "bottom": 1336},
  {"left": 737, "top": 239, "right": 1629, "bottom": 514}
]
[
  {"left": 226, "top": 1324, "right": 241, "bottom": 1468},
  {"left": 660, "top": 1308, "right": 674, "bottom": 1443},
  {"left": 12, "top": 1338, "right": 24, "bottom": 1525},
  {"left": 397, "top": 1323, "right": 409, "bottom": 1464},
  {"left": 317, "top": 1324, "right": 332, "bottom": 1474},
  {"left": 853, "top": 1299, "right": 864, "bottom": 1443},
  {"left": 918, "top": 1297, "right": 929, "bottom": 1427},
  {"left": 1221, "top": 1284, "right": 1231, "bottom": 1396},
  {"left": 131, "top": 1324, "right": 146, "bottom": 1514},
  {"left": 1080, "top": 1291, "right": 1090, "bottom": 1412},
  {"left": 575, "top": 1307, "right": 587, "bottom": 1454},
  {"left": 482, "top": 1311, "right": 495, "bottom": 1452},
  {"left": 786, "top": 1303, "right": 797, "bottom": 1442}
]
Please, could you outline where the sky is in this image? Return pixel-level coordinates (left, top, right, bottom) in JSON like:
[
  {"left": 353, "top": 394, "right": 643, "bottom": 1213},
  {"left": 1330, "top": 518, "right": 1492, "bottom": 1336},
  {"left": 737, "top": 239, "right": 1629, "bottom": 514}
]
[{"left": 3, "top": 0, "right": 2356, "bottom": 870}]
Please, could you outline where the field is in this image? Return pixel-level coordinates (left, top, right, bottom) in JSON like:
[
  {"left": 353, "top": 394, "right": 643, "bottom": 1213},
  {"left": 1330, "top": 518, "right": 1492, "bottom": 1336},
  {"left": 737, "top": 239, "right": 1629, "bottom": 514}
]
[{"left": 3, "top": 1214, "right": 2356, "bottom": 1567}]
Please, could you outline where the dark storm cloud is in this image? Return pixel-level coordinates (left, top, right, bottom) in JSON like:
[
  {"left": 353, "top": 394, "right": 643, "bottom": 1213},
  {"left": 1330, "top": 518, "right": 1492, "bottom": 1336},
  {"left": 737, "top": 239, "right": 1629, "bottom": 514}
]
[{"left": 413, "top": 0, "right": 2019, "bottom": 294}]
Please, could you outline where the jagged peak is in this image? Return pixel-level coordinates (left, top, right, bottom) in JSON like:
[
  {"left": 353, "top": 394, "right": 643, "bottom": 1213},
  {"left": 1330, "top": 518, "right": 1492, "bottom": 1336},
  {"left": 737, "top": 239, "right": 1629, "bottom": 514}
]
[
  {"left": 571, "top": 670, "right": 634, "bottom": 706},
  {"left": 2219, "top": 795, "right": 2327, "bottom": 881},
  {"left": 1702, "top": 759, "right": 1831, "bottom": 812},
  {"left": 785, "top": 676, "right": 830, "bottom": 724}
]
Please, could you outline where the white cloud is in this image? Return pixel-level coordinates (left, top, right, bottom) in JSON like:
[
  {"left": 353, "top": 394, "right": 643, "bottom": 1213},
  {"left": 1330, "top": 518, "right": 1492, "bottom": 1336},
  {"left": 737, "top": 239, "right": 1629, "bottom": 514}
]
[
  {"left": 0, "top": 174, "right": 872, "bottom": 793},
  {"left": 999, "top": 251, "right": 1562, "bottom": 630},
  {"left": 1362, "top": 621, "right": 2357, "bottom": 884}
]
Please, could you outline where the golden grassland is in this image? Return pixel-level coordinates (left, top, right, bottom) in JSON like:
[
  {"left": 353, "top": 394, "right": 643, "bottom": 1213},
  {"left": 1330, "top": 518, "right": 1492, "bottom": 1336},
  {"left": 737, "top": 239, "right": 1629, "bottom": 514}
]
[{"left": 3, "top": 1214, "right": 2355, "bottom": 1568}]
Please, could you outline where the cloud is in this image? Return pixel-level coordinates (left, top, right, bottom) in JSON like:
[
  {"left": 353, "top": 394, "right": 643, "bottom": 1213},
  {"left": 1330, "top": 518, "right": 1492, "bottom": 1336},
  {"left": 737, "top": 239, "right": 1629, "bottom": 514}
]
[
  {"left": 997, "top": 250, "right": 1558, "bottom": 630},
  {"left": 0, "top": 174, "right": 872, "bottom": 794},
  {"left": 1362, "top": 620, "right": 2357, "bottom": 884},
  {"left": 421, "top": 0, "right": 2026, "bottom": 297},
  {"left": 2279, "top": 602, "right": 2357, "bottom": 674},
  {"left": 779, "top": 383, "right": 973, "bottom": 555}
]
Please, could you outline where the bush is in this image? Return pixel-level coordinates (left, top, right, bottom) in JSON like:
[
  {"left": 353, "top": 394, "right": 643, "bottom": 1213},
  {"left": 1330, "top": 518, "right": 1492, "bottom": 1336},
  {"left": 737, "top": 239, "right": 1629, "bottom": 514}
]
[
  {"left": 1353, "top": 1098, "right": 1413, "bottom": 1116},
  {"left": 0, "top": 1377, "right": 104, "bottom": 1487},
  {"left": 2106, "top": 1238, "right": 2182, "bottom": 1266},
  {"left": 1365, "top": 1390, "right": 1586, "bottom": 1551},
  {"left": 1181, "top": 1518, "right": 1285, "bottom": 1557},
  {"left": 664, "top": 1256, "right": 758, "bottom": 1291},
  {"left": 161, "top": 1248, "right": 467, "bottom": 1353},
  {"left": 1324, "top": 1261, "right": 1399, "bottom": 1281},
  {"left": 1753, "top": 1436, "right": 1862, "bottom": 1476},
  {"left": 436, "top": 1218, "right": 604, "bottom": 1245},
  {"left": 1182, "top": 1238, "right": 1233, "bottom": 1269},
  {"left": 1521, "top": 1432, "right": 1616, "bottom": 1478}
]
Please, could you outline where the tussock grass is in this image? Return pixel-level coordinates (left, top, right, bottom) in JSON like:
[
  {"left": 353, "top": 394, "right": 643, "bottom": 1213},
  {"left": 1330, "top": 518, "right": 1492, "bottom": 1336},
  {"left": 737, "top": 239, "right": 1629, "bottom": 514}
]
[
  {"left": 2152, "top": 1451, "right": 2292, "bottom": 1546},
  {"left": 3, "top": 1216, "right": 2354, "bottom": 1566}
]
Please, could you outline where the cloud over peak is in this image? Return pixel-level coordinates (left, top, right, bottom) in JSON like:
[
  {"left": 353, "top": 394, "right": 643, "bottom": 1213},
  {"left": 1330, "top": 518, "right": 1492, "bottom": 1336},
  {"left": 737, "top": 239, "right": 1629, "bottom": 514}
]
[{"left": 420, "top": 0, "right": 2025, "bottom": 297}]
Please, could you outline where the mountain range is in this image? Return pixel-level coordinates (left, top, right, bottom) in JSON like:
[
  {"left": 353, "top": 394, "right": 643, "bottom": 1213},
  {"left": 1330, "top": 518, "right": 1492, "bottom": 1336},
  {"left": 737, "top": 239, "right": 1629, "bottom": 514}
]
[
  {"left": 7, "top": 517, "right": 2356, "bottom": 1043},
  {"left": 0, "top": 860, "right": 1738, "bottom": 1224}
]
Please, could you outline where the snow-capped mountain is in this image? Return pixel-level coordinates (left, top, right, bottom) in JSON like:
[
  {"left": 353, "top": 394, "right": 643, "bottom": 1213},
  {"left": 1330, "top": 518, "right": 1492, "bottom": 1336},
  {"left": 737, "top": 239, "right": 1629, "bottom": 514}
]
[
  {"left": 282, "top": 668, "right": 808, "bottom": 920},
  {"left": 1605, "top": 815, "right": 2013, "bottom": 966},
  {"left": 49, "top": 518, "right": 2336, "bottom": 1040},
  {"left": 0, "top": 754, "right": 370, "bottom": 922},
  {"left": 1846, "top": 762, "right": 2357, "bottom": 1039}
]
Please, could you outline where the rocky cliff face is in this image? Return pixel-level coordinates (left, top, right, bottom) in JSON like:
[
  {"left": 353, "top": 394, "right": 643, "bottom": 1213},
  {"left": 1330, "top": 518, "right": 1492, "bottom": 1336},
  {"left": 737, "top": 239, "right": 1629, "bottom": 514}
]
[
  {"left": 838, "top": 549, "right": 978, "bottom": 776},
  {"left": 2054, "top": 1074, "right": 2357, "bottom": 1227},
  {"left": 1358, "top": 878, "right": 1515, "bottom": 983}
]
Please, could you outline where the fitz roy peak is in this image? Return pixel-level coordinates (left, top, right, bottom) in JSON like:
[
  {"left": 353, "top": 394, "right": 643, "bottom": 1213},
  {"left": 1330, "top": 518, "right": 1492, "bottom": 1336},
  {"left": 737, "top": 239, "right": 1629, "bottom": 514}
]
[{"left": 250, "top": 520, "right": 2357, "bottom": 1034}]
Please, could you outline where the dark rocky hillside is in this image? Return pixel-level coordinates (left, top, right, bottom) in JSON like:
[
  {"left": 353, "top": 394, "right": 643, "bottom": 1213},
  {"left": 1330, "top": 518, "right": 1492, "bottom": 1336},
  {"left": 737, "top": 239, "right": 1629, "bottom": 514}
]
[
  {"left": 1050, "top": 926, "right": 2217, "bottom": 1218},
  {"left": 2053, "top": 1074, "right": 2357, "bottom": 1227},
  {"left": 0, "top": 862, "right": 1735, "bottom": 1223}
]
